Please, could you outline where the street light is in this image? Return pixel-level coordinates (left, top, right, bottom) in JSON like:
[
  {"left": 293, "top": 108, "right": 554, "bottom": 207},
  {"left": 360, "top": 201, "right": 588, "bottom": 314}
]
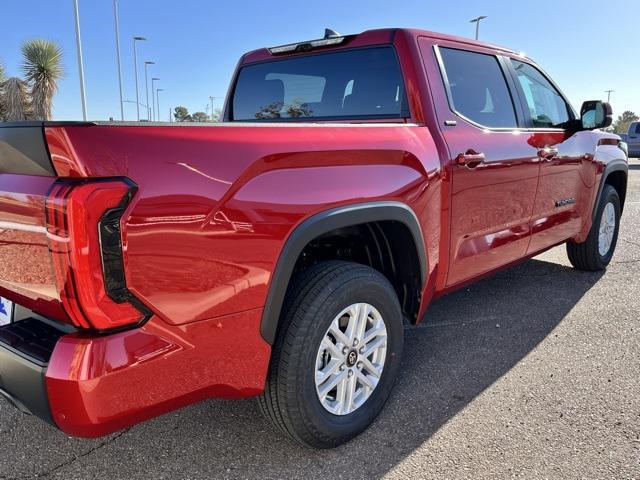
[
  {"left": 151, "top": 77, "right": 160, "bottom": 121},
  {"left": 73, "top": 0, "right": 88, "bottom": 120},
  {"left": 132, "top": 36, "right": 146, "bottom": 121},
  {"left": 144, "top": 61, "right": 155, "bottom": 121},
  {"left": 156, "top": 89, "right": 164, "bottom": 122},
  {"left": 605, "top": 90, "right": 614, "bottom": 102},
  {"left": 113, "top": 0, "right": 124, "bottom": 120},
  {"left": 469, "top": 16, "right": 487, "bottom": 40},
  {"left": 209, "top": 96, "right": 221, "bottom": 121},
  {"left": 123, "top": 99, "right": 149, "bottom": 110}
]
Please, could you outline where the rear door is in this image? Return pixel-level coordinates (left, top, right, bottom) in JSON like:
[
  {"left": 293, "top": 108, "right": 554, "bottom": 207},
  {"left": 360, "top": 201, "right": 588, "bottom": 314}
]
[
  {"left": 505, "top": 58, "right": 597, "bottom": 254},
  {"left": 419, "top": 38, "right": 540, "bottom": 286}
]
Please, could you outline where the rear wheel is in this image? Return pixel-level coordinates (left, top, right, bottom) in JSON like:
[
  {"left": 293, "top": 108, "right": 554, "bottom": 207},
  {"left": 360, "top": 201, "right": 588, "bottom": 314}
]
[
  {"left": 566, "top": 185, "right": 621, "bottom": 271},
  {"left": 258, "top": 261, "right": 403, "bottom": 448}
]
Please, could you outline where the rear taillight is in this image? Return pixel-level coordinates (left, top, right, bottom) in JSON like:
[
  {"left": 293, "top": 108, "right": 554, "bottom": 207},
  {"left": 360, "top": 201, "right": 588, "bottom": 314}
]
[{"left": 45, "top": 178, "right": 150, "bottom": 331}]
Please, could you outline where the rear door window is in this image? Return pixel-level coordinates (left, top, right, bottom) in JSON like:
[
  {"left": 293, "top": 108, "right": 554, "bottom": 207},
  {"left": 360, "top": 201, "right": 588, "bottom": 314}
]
[
  {"left": 438, "top": 47, "right": 518, "bottom": 129},
  {"left": 231, "top": 47, "right": 408, "bottom": 121}
]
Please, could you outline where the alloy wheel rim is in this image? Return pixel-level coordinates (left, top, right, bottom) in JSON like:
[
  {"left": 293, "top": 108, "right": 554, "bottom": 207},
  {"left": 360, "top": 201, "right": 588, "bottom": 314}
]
[
  {"left": 314, "top": 303, "right": 388, "bottom": 416},
  {"left": 598, "top": 202, "right": 616, "bottom": 257}
]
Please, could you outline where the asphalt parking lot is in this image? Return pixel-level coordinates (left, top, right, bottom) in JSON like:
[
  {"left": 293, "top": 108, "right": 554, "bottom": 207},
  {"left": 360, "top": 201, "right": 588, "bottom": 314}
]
[{"left": 1, "top": 160, "right": 639, "bottom": 480}]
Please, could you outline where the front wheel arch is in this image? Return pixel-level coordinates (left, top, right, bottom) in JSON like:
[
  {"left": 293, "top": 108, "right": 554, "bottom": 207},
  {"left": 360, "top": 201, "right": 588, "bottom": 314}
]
[{"left": 592, "top": 160, "right": 628, "bottom": 221}]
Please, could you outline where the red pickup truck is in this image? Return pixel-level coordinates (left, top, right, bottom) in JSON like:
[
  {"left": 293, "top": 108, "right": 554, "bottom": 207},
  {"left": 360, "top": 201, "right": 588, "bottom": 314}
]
[{"left": 0, "top": 28, "right": 628, "bottom": 448}]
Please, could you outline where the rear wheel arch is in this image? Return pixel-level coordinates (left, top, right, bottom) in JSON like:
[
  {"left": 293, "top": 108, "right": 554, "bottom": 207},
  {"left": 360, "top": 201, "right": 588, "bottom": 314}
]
[{"left": 260, "top": 202, "right": 427, "bottom": 345}]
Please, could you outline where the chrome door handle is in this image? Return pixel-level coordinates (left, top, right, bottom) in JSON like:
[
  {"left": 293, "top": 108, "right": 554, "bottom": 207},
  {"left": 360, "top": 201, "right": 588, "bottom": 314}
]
[
  {"left": 456, "top": 151, "right": 485, "bottom": 167},
  {"left": 538, "top": 146, "right": 559, "bottom": 160}
]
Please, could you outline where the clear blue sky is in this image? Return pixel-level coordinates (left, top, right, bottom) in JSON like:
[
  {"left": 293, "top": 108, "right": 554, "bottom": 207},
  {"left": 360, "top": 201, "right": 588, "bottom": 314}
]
[{"left": 1, "top": 0, "right": 638, "bottom": 121}]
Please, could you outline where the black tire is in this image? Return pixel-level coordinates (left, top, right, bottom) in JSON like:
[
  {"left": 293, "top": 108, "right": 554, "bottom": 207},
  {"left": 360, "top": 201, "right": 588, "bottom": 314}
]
[
  {"left": 566, "top": 185, "right": 621, "bottom": 271},
  {"left": 258, "top": 260, "right": 403, "bottom": 449}
]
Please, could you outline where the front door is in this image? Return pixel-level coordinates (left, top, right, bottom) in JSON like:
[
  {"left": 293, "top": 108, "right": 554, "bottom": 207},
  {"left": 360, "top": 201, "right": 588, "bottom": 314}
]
[
  {"left": 419, "top": 39, "right": 541, "bottom": 286},
  {"left": 506, "top": 58, "right": 596, "bottom": 254}
]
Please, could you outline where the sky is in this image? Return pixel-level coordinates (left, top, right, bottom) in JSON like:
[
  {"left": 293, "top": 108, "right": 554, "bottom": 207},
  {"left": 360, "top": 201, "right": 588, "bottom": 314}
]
[{"left": 1, "top": 0, "right": 638, "bottom": 122}]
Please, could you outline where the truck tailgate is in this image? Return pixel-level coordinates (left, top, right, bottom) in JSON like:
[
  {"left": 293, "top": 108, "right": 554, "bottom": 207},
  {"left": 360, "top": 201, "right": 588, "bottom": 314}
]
[{"left": 0, "top": 125, "right": 66, "bottom": 321}]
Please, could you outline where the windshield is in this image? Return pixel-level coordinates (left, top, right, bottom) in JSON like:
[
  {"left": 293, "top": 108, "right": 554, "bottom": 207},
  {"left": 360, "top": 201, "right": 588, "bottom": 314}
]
[{"left": 230, "top": 46, "right": 409, "bottom": 121}]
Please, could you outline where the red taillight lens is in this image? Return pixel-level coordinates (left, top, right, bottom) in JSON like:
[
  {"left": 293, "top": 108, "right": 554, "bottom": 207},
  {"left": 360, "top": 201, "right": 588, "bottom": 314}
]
[{"left": 46, "top": 179, "right": 150, "bottom": 331}]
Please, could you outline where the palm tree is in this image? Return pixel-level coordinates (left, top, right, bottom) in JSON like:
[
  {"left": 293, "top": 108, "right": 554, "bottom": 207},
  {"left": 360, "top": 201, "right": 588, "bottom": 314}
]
[
  {"left": 2, "top": 77, "right": 29, "bottom": 121},
  {"left": 21, "top": 39, "right": 63, "bottom": 121}
]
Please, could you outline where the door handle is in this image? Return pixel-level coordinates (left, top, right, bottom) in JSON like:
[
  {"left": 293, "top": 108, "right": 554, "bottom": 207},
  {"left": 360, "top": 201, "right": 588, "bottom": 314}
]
[
  {"left": 538, "top": 146, "right": 559, "bottom": 160},
  {"left": 456, "top": 151, "right": 485, "bottom": 167}
]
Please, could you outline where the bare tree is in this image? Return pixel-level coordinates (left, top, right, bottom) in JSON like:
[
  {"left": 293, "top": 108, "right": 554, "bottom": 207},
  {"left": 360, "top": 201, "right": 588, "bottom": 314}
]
[{"left": 2, "top": 77, "right": 30, "bottom": 121}]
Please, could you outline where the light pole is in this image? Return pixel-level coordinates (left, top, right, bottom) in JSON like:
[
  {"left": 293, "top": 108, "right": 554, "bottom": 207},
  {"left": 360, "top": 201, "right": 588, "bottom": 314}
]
[
  {"left": 113, "top": 0, "right": 124, "bottom": 120},
  {"left": 469, "top": 16, "right": 487, "bottom": 40},
  {"left": 605, "top": 90, "right": 614, "bottom": 102},
  {"left": 132, "top": 36, "right": 146, "bottom": 121},
  {"left": 123, "top": 100, "right": 149, "bottom": 110},
  {"left": 156, "top": 89, "right": 164, "bottom": 122},
  {"left": 144, "top": 61, "right": 155, "bottom": 121},
  {"left": 151, "top": 77, "right": 160, "bottom": 120},
  {"left": 73, "top": 0, "right": 88, "bottom": 120},
  {"left": 209, "top": 96, "right": 220, "bottom": 121}
]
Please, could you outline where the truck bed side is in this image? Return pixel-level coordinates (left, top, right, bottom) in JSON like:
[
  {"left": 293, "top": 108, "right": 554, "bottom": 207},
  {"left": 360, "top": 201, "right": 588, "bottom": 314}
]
[{"left": 41, "top": 123, "right": 440, "bottom": 326}]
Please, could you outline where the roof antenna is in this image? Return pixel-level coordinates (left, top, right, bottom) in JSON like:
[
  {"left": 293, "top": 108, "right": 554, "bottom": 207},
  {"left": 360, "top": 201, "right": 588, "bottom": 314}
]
[{"left": 324, "top": 28, "right": 341, "bottom": 38}]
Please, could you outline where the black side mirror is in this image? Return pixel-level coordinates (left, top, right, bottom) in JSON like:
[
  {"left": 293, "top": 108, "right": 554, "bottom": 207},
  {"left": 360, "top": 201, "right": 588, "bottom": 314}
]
[{"left": 580, "top": 100, "right": 613, "bottom": 130}]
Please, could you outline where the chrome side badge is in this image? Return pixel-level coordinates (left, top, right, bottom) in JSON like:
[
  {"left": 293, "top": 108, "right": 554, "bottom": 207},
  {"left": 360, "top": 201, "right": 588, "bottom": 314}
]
[{"left": 555, "top": 197, "right": 575, "bottom": 208}]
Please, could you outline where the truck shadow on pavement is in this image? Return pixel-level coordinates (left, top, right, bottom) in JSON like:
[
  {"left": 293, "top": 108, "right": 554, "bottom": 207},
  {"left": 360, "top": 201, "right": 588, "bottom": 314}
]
[{"left": 1, "top": 257, "right": 604, "bottom": 479}]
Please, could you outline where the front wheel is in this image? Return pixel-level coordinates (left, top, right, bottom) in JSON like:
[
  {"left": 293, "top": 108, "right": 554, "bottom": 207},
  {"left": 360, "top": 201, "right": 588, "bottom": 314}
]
[
  {"left": 567, "top": 185, "right": 621, "bottom": 271},
  {"left": 258, "top": 261, "right": 404, "bottom": 448}
]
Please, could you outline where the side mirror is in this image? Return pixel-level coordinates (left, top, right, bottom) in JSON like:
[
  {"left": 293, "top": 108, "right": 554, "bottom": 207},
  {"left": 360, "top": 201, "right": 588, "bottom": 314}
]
[{"left": 580, "top": 100, "right": 613, "bottom": 130}]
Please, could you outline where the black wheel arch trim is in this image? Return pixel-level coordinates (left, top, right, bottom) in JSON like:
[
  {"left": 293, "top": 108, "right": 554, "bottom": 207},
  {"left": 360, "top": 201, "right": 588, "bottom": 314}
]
[
  {"left": 260, "top": 201, "right": 427, "bottom": 345},
  {"left": 592, "top": 159, "right": 628, "bottom": 220}
]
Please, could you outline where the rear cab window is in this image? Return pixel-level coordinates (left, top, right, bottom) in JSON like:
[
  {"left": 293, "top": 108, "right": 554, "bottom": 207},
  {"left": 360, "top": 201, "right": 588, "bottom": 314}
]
[
  {"left": 230, "top": 46, "right": 409, "bottom": 121},
  {"left": 437, "top": 47, "right": 518, "bottom": 129}
]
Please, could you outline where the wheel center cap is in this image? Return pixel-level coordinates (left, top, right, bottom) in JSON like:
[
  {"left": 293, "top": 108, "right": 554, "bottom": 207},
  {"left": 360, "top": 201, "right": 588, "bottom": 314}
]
[{"left": 346, "top": 350, "right": 358, "bottom": 367}]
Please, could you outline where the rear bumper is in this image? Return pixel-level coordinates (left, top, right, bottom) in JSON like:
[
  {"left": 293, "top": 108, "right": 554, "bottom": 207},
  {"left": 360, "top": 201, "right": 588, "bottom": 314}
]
[
  {"left": 0, "top": 347, "right": 51, "bottom": 421},
  {"left": 1, "top": 308, "right": 271, "bottom": 438},
  {"left": 0, "top": 318, "right": 66, "bottom": 425}
]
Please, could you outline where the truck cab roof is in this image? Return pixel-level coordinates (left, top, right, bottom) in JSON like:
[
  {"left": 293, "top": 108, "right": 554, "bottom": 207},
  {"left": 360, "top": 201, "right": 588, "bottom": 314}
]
[{"left": 241, "top": 28, "right": 520, "bottom": 65}]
